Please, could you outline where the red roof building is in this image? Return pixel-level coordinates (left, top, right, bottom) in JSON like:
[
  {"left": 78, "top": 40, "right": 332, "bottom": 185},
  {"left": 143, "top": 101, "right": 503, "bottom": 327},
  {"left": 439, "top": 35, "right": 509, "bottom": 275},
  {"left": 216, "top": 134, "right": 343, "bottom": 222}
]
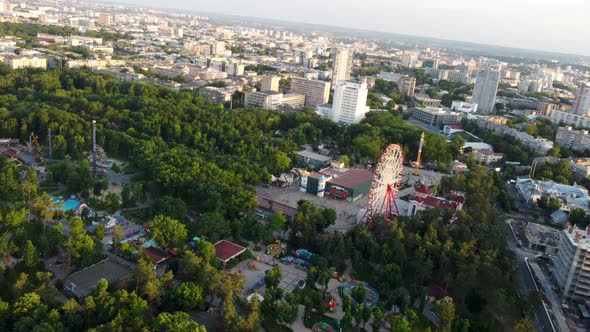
[
  {"left": 214, "top": 240, "right": 247, "bottom": 264},
  {"left": 145, "top": 247, "right": 172, "bottom": 265},
  {"left": 408, "top": 184, "right": 464, "bottom": 217}
]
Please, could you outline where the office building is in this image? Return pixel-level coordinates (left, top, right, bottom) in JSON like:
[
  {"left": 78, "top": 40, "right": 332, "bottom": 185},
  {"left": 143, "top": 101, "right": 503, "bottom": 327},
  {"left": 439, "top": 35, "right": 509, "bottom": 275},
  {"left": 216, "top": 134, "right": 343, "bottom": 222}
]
[
  {"left": 244, "top": 91, "right": 283, "bottom": 110},
  {"left": 330, "top": 80, "right": 370, "bottom": 124},
  {"left": 290, "top": 77, "right": 330, "bottom": 106},
  {"left": 98, "top": 13, "right": 112, "bottom": 26},
  {"left": 261, "top": 75, "right": 280, "bottom": 92},
  {"left": 554, "top": 225, "right": 590, "bottom": 302},
  {"left": 400, "top": 76, "right": 416, "bottom": 96},
  {"left": 472, "top": 69, "right": 500, "bottom": 113},
  {"left": 332, "top": 48, "right": 352, "bottom": 84},
  {"left": 555, "top": 127, "right": 590, "bottom": 152},
  {"left": 572, "top": 83, "right": 590, "bottom": 116},
  {"left": 411, "top": 107, "right": 461, "bottom": 127}
]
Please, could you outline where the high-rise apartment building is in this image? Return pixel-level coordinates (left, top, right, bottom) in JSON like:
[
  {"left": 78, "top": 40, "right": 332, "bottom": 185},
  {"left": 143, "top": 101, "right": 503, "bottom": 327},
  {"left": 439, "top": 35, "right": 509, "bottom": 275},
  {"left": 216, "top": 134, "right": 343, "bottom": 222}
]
[
  {"left": 261, "top": 75, "right": 280, "bottom": 92},
  {"left": 98, "top": 13, "right": 112, "bottom": 26},
  {"left": 330, "top": 80, "right": 370, "bottom": 124},
  {"left": 211, "top": 41, "right": 226, "bottom": 56},
  {"left": 332, "top": 48, "right": 353, "bottom": 84},
  {"left": 401, "top": 52, "right": 418, "bottom": 68},
  {"left": 472, "top": 69, "right": 500, "bottom": 113},
  {"left": 572, "top": 83, "right": 590, "bottom": 116},
  {"left": 400, "top": 76, "right": 416, "bottom": 96},
  {"left": 554, "top": 226, "right": 590, "bottom": 302},
  {"left": 290, "top": 77, "right": 330, "bottom": 106}
]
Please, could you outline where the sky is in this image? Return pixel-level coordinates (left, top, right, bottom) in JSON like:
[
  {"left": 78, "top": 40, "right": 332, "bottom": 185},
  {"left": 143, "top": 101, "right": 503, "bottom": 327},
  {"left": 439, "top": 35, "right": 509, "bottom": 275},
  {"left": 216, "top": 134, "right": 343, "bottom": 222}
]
[{"left": 112, "top": 0, "right": 590, "bottom": 56}]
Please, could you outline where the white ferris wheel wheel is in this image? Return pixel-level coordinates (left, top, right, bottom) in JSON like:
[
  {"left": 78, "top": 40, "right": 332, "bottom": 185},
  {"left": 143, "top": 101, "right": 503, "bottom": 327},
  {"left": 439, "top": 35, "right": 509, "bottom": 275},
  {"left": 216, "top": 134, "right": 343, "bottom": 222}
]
[{"left": 362, "top": 144, "right": 405, "bottom": 223}]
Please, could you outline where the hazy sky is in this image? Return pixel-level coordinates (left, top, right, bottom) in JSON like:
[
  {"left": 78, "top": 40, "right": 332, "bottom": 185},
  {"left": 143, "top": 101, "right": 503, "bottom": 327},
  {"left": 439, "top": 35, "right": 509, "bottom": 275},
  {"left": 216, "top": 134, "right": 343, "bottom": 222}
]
[{"left": 112, "top": 0, "right": 590, "bottom": 56}]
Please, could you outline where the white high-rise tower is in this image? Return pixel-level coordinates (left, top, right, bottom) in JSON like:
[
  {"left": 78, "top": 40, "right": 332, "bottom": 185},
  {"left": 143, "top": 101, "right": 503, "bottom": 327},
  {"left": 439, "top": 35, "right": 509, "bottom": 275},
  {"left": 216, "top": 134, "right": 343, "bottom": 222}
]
[
  {"left": 572, "top": 83, "right": 590, "bottom": 116},
  {"left": 332, "top": 48, "right": 353, "bottom": 85},
  {"left": 472, "top": 69, "right": 500, "bottom": 113},
  {"left": 330, "top": 80, "right": 370, "bottom": 125}
]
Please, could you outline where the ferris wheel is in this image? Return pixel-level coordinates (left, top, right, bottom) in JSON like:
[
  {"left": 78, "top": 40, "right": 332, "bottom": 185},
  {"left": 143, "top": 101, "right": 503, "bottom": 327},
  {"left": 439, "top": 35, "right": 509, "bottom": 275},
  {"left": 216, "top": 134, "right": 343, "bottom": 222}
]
[{"left": 361, "top": 144, "right": 405, "bottom": 223}]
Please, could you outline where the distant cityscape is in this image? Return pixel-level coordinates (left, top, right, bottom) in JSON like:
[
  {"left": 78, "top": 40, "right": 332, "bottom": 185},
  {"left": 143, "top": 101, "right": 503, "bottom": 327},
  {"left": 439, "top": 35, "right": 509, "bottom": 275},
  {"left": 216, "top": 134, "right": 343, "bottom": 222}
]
[{"left": 1, "top": 1, "right": 590, "bottom": 332}]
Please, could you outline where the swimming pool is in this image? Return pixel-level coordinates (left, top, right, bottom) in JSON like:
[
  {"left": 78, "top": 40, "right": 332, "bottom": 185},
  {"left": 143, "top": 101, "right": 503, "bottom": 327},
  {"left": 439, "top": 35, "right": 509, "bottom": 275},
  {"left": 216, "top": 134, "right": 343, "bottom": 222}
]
[{"left": 52, "top": 196, "right": 82, "bottom": 212}]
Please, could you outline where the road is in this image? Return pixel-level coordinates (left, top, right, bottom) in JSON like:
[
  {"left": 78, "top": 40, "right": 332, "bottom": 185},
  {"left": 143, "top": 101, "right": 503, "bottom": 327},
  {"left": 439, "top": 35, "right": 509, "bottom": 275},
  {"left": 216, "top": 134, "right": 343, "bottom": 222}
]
[
  {"left": 529, "top": 262, "right": 569, "bottom": 331},
  {"left": 505, "top": 220, "right": 556, "bottom": 332}
]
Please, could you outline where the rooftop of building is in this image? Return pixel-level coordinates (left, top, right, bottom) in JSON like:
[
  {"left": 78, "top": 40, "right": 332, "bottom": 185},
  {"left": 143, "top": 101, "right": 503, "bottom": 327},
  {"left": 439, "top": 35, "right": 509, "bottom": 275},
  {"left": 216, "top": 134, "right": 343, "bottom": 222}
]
[
  {"left": 414, "top": 107, "right": 458, "bottom": 115},
  {"left": 214, "top": 240, "right": 247, "bottom": 263},
  {"left": 257, "top": 197, "right": 297, "bottom": 218},
  {"left": 319, "top": 167, "right": 373, "bottom": 190},
  {"left": 64, "top": 257, "right": 131, "bottom": 298},
  {"left": 563, "top": 225, "right": 590, "bottom": 247},
  {"left": 296, "top": 150, "right": 331, "bottom": 162}
]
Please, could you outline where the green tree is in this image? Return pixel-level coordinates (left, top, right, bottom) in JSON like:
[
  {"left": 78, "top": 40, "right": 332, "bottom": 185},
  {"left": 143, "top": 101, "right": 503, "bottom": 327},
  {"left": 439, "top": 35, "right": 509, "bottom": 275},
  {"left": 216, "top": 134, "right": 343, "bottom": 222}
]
[
  {"left": 121, "top": 184, "right": 135, "bottom": 208},
  {"left": 24, "top": 240, "right": 37, "bottom": 268},
  {"left": 154, "top": 311, "right": 207, "bottom": 332},
  {"left": 351, "top": 284, "right": 367, "bottom": 304},
  {"left": 437, "top": 302, "right": 456, "bottom": 332},
  {"left": 113, "top": 224, "right": 124, "bottom": 255},
  {"left": 514, "top": 318, "right": 536, "bottom": 332},
  {"left": 390, "top": 314, "right": 411, "bottom": 332},
  {"left": 372, "top": 306, "right": 384, "bottom": 332},
  {"left": 265, "top": 266, "right": 282, "bottom": 288},
  {"left": 154, "top": 195, "right": 187, "bottom": 220},
  {"left": 104, "top": 192, "right": 121, "bottom": 213},
  {"left": 172, "top": 282, "right": 204, "bottom": 311},
  {"left": 150, "top": 215, "right": 188, "bottom": 249}
]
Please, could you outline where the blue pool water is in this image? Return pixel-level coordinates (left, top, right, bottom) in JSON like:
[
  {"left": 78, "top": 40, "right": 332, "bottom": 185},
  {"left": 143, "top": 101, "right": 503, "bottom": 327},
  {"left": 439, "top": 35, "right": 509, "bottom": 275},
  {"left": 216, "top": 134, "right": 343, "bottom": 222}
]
[{"left": 52, "top": 196, "right": 82, "bottom": 212}]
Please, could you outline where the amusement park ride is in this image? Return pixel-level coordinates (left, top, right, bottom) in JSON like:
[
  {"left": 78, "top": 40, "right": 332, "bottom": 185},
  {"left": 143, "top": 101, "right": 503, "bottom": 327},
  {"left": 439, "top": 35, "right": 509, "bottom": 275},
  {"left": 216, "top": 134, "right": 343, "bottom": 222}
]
[{"left": 360, "top": 144, "right": 405, "bottom": 224}]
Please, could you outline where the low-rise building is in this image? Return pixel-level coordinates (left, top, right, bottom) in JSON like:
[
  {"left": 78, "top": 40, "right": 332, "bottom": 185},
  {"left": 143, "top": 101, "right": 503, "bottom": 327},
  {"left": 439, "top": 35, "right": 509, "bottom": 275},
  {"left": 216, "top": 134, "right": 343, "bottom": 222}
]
[
  {"left": 476, "top": 116, "right": 554, "bottom": 154},
  {"left": 413, "top": 93, "right": 442, "bottom": 108},
  {"left": 296, "top": 150, "right": 331, "bottom": 168},
  {"left": 550, "top": 109, "right": 590, "bottom": 128},
  {"left": 411, "top": 107, "right": 461, "bottom": 127},
  {"left": 407, "top": 184, "right": 464, "bottom": 216},
  {"left": 443, "top": 125, "right": 464, "bottom": 135},
  {"left": 244, "top": 91, "right": 283, "bottom": 110},
  {"left": 5, "top": 55, "right": 47, "bottom": 69},
  {"left": 472, "top": 149, "right": 504, "bottom": 164},
  {"left": 515, "top": 177, "right": 590, "bottom": 212},
  {"left": 282, "top": 93, "right": 305, "bottom": 109},
  {"left": 63, "top": 257, "right": 131, "bottom": 299},
  {"left": 200, "top": 86, "right": 233, "bottom": 104},
  {"left": 451, "top": 101, "right": 478, "bottom": 113},
  {"left": 555, "top": 126, "right": 590, "bottom": 152}
]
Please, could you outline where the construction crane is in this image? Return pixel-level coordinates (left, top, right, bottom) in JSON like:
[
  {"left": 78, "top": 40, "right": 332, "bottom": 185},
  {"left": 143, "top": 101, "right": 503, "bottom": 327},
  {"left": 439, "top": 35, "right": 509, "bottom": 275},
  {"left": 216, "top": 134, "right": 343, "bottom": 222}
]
[{"left": 413, "top": 132, "right": 425, "bottom": 176}]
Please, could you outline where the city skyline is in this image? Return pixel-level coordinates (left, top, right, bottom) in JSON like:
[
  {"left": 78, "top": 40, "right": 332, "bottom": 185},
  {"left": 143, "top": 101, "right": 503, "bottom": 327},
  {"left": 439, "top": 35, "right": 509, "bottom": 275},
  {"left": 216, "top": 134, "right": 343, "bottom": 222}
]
[{"left": 108, "top": 0, "right": 590, "bottom": 57}]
